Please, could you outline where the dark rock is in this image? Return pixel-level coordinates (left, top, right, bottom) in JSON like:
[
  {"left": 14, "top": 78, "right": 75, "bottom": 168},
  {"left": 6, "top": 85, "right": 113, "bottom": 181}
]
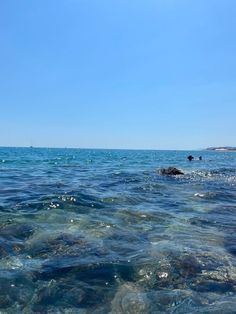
[
  {"left": 192, "top": 280, "right": 234, "bottom": 293},
  {"left": 0, "top": 223, "right": 34, "bottom": 240},
  {"left": 225, "top": 241, "right": 236, "bottom": 256},
  {"left": 33, "top": 282, "right": 85, "bottom": 308},
  {"left": 0, "top": 245, "right": 8, "bottom": 257},
  {"left": 160, "top": 167, "right": 184, "bottom": 175},
  {"left": 176, "top": 255, "right": 202, "bottom": 278},
  {"left": 0, "top": 295, "right": 12, "bottom": 308},
  {"left": 26, "top": 233, "right": 87, "bottom": 258},
  {"left": 38, "top": 259, "right": 134, "bottom": 283}
]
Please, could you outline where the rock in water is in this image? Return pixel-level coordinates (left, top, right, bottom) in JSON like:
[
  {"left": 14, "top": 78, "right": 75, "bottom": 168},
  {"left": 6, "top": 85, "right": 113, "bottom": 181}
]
[
  {"left": 111, "top": 284, "right": 152, "bottom": 314},
  {"left": 160, "top": 167, "right": 184, "bottom": 175}
]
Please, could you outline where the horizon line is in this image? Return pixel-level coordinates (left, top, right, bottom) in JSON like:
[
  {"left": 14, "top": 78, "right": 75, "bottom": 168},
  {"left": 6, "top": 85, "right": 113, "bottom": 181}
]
[{"left": 0, "top": 145, "right": 205, "bottom": 151}]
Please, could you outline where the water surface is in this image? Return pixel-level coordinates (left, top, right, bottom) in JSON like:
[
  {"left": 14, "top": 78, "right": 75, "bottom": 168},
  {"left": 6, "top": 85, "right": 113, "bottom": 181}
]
[{"left": 0, "top": 148, "right": 236, "bottom": 313}]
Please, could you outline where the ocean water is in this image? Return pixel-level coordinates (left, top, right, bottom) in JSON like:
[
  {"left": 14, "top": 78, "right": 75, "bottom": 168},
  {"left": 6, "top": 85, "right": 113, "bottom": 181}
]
[{"left": 0, "top": 147, "right": 236, "bottom": 313}]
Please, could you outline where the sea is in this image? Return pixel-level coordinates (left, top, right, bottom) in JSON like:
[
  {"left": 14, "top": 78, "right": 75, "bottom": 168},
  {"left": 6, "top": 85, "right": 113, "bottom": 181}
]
[{"left": 0, "top": 147, "right": 236, "bottom": 313}]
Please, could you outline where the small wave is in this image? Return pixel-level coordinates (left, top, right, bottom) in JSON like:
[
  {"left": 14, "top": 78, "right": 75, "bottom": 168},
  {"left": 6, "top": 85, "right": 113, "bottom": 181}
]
[
  {"left": 190, "top": 168, "right": 236, "bottom": 179},
  {"left": 193, "top": 191, "right": 236, "bottom": 202}
]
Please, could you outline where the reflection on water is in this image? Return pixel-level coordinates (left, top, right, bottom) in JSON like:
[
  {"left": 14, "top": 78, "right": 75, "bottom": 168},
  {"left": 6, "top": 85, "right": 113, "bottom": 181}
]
[{"left": 0, "top": 148, "right": 236, "bottom": 313}]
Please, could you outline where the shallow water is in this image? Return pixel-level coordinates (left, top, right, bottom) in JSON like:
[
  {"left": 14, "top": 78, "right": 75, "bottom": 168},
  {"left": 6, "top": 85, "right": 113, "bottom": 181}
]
[{"left": 0, "top": 147, "right": 236, "bottom": 313}]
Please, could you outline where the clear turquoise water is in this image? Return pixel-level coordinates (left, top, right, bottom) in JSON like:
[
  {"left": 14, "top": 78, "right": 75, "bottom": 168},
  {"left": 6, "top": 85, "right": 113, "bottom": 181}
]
[{"left": 0, "top": 147, "right": 236, "bottom": 313}]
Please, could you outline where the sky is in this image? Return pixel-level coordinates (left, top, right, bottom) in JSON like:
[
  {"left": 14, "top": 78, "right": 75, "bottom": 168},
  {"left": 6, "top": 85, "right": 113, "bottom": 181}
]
[{"left": 0, "top": 0, "right": 236, "bottom": 150}]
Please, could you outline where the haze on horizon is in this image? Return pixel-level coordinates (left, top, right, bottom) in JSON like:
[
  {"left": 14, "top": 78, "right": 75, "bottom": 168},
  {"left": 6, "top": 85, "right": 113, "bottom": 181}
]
[{"left": 1, "top": 0, "right": 236, "bottom": 150}]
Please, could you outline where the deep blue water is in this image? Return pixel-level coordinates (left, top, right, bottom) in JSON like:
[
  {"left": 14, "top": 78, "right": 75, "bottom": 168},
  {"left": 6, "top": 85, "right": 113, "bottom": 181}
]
[{"left": 0, "top": 147, "right": 236, "bottom": 313}]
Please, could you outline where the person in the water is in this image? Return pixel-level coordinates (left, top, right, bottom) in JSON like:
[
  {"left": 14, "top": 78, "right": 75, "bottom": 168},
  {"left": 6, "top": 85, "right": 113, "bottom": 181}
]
[
  {"left": 199, "top": 156, "right": 202, "bottom": 160},
  {"left": 187, "top": 155, "right": 194, "bottom": 161}
]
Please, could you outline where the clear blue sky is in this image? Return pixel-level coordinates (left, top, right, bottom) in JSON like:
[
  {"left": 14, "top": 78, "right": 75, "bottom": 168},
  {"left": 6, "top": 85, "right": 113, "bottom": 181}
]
[{"left": 0, "top": 0, "right": 236, "bottom": 149}]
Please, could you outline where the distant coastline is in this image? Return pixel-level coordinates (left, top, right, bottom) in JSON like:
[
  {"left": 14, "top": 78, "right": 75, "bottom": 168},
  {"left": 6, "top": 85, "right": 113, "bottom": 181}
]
[{"left": 206, "top": 146, "right": 236, "bottom": 152}]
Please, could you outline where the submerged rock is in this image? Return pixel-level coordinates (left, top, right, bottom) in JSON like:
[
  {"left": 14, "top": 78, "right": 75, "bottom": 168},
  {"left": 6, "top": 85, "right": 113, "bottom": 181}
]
[
  {"left": 191, "top": 280, "right": 234, "bottom": 293},
  {"left": 148, "top": 289, "right": 202, "bottom": 313},
  {"left": 160, "top": 167, "right": 184, "bottom": 175},
  {"left": 26, "top": 232, "right": 88, "bottom": 259},
  {"left": 175, "top": 254, "right": 202, "bottom": 278},
  {"left": 201, "top": 266, "right": 236, "bottom": 284},
  {"left": 0, "top": 223, "right": 34, "bottom": 240},
  {"left": 0, "top": 294, "right": 12, "bottom": 309},
  {"left": 111, "top": 284, "right": 152, "bottom": 314}
]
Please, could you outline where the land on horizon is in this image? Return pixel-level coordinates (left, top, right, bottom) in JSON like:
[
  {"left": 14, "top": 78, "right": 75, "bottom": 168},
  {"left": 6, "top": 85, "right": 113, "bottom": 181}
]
[{"left": 206, "top": 146, "right": 236, "bottom": 152}]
